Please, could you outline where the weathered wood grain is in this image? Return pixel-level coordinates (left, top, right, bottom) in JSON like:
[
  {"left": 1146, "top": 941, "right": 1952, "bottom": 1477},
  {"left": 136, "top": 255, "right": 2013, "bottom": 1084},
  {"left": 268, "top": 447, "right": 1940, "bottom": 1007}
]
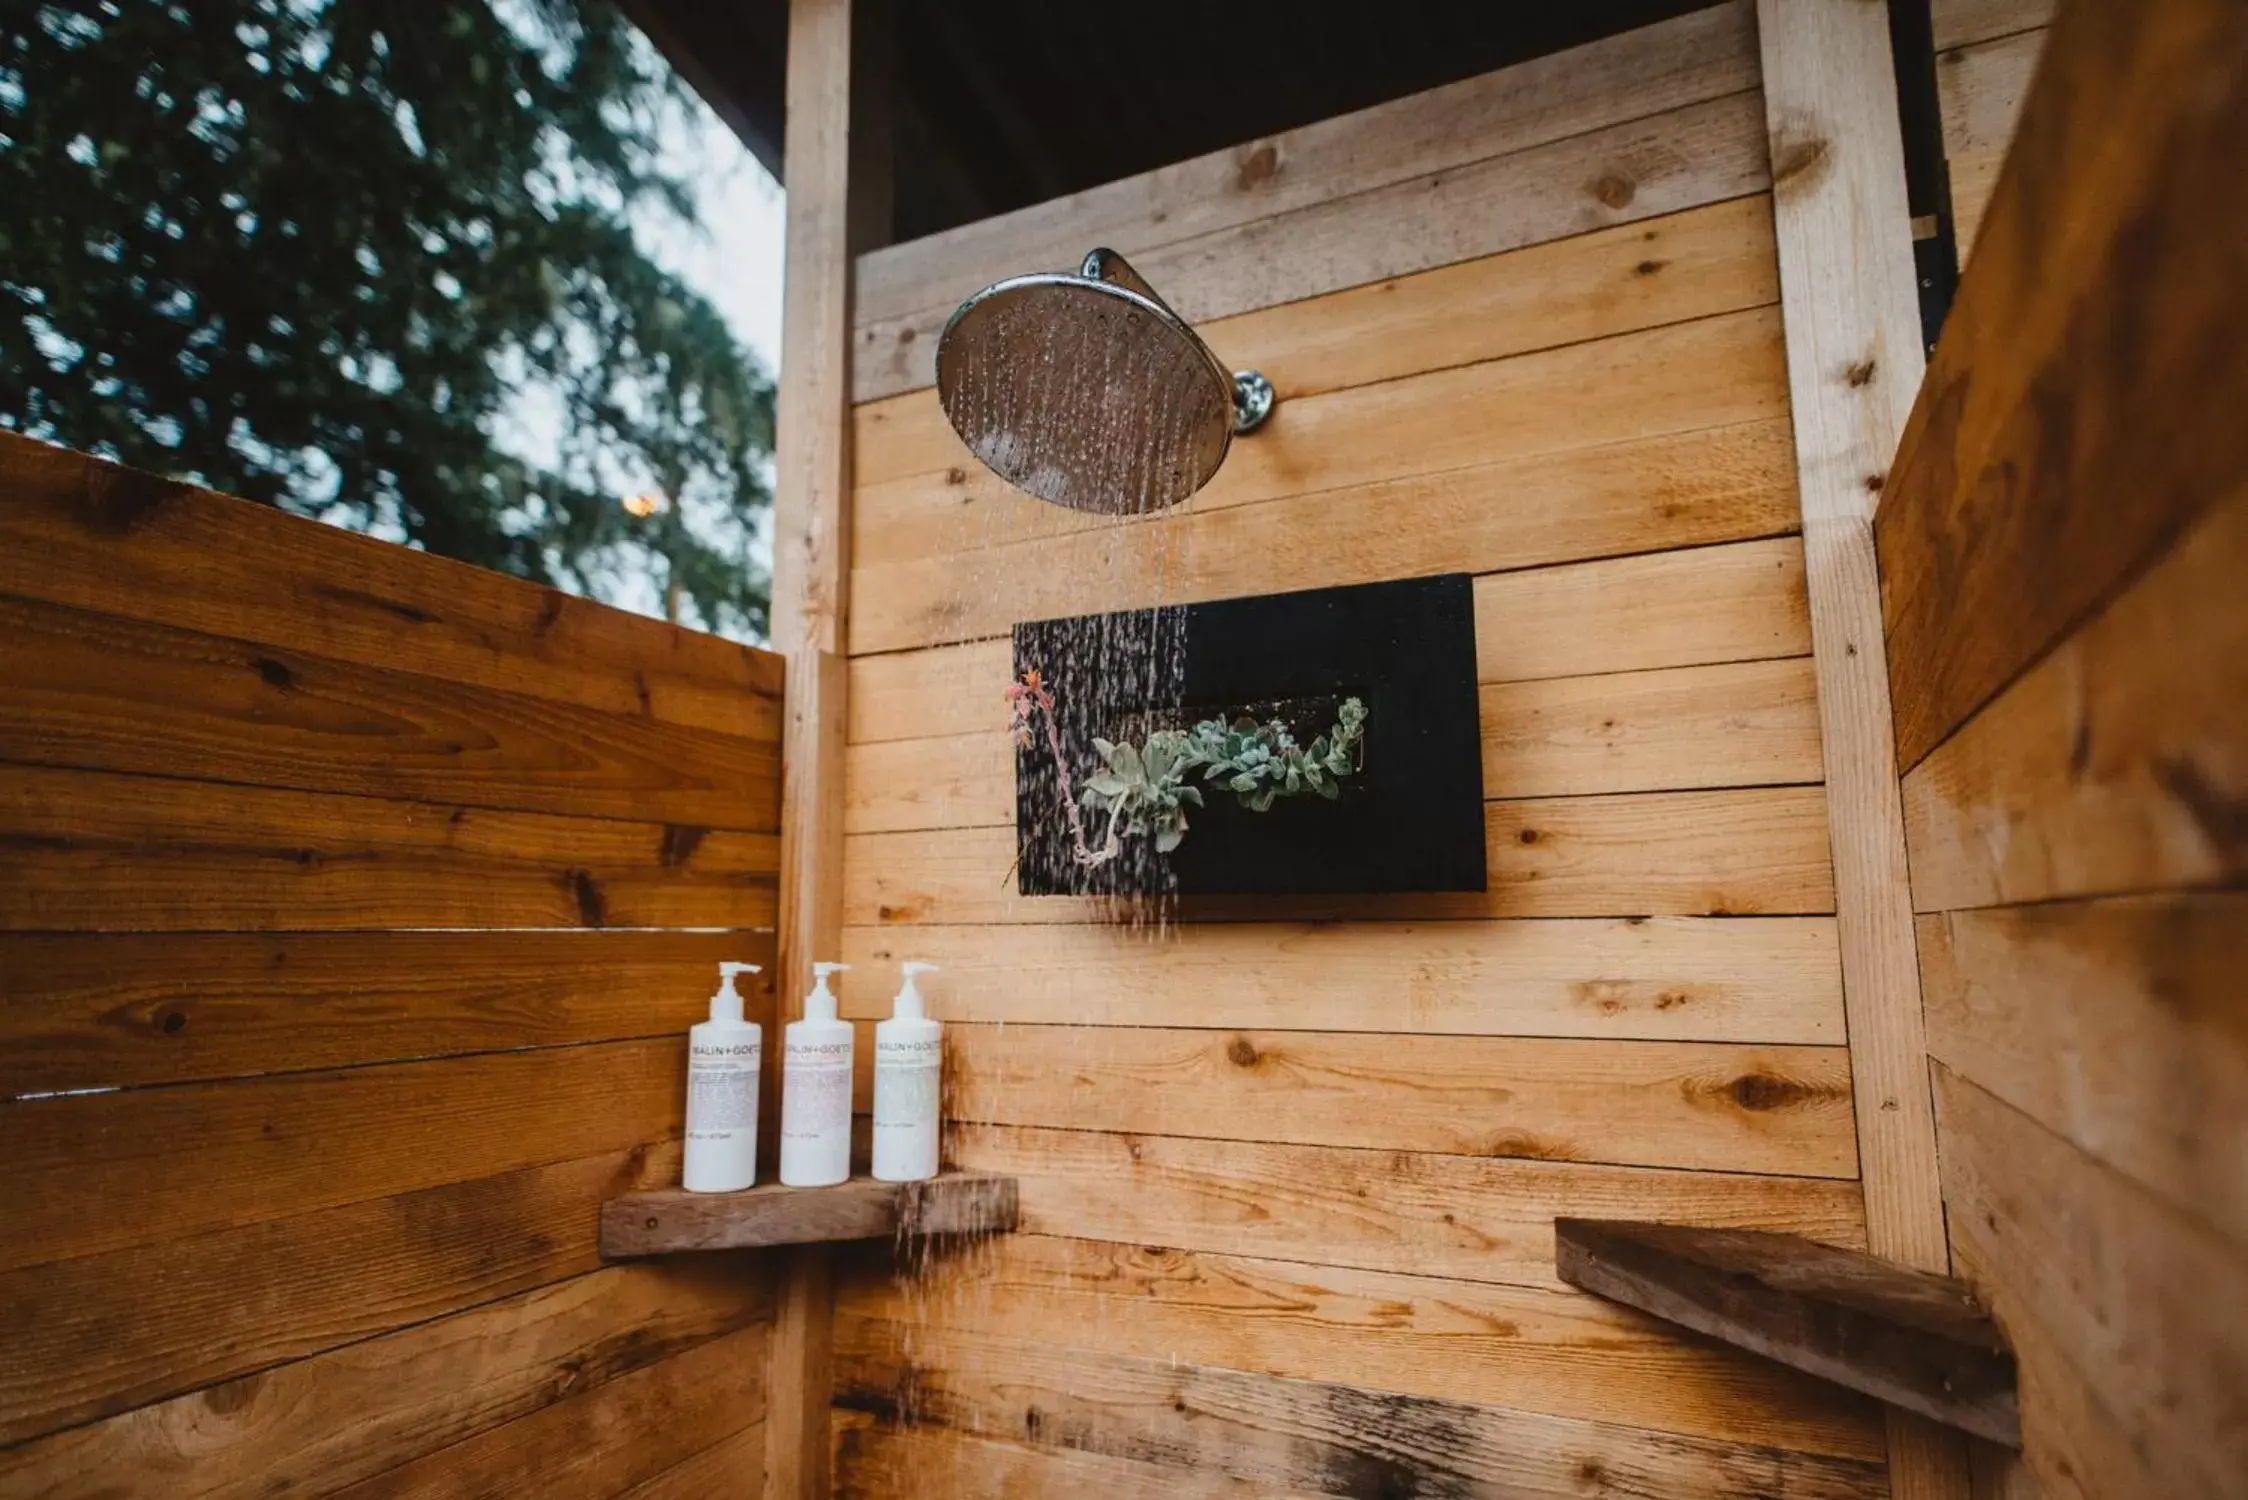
[
  {"left": 1936, "top": 1065, "right": 2248, "bottom": 1499},
  {"left": 1880, "top": 0, "right": 2248, "bottom": 771},
  {"left": 1480, "top": 657, "right": 1824, "bottom": 799},
  {"left": 0, "top": 593, "right": 780, "bottom": 829},
  {"left": 0, "top": 929, "right": 771, "bottom": 1096},
  {"left": 842, "top": 787, "right": 1832, "bottom": 925},
  {"left": 1937, "top": 30, "right": 2044, "bottom": 263},
  {"left": 841, "top": 537, "right": 1811, "bottom": 747},
  {"left": 1919, "top": 893, "right": 2248, "bottom": 1251},
  {"left": 835, "top": 1415, "right": 1320, "bottom": 1500},
  {"left": 321, "top": 1320, "right": 769, "bottom": 1500},
  {"left": 0, "top": 1145, "right": 678, "bottom": 1445},
  {"left": 845, "top": 659, "right": 1823, "bottom": 835},
  {"left": 1932, "top": 0, "right": 2057, "bottom": 52},
  {"left": 852, "top": 304, "right": 1790, "bottom": 582},
  {"left": 858, "top": 1024, "right": 1857, "bottom": 1177},
  {"left": 851, "top": 2, "right": 1759, "bottom": 333},
  {"left": 835, "top": 917, "right": 1844, "bottom": 1044},
  {"left": 940, "top": 1122, "right": 1867, "bottom": 1291},
  {"left": 0, "top": 1038, "right": 682, "bottom": 1274},
  {"left": 0, "top": 1259, "right": 773, "bottom": 1500},
  {"left": 0, "top": 762, "right": 780, "bottom": 932},
  {"left": 601, "top": 1173, "right": 1020, "bottom": 1256},
  {"left": 835, "top": 1235, "right": 1887, "bottom": 1460},
  {"left": 1556, "top": 1220, "right": 2018, "bottom": 1446},
  {"left": 833, "top": 1320, "right": 1890, "bottom": 1500},
  {"left": 1901, "top": 487, "right": 2248, "bottom": 912},
  {"left": 618, "top": 1423, "right": 768, "bottom": 1500},
  {"left": 853, "top": 90, "right": 1772, "bottom": 404},
  {"left": 850, "top": 417, "right": 1800, "bottom": 653},
  {"left": 0, "top": 433, "right": 782, "bottom": 739}
]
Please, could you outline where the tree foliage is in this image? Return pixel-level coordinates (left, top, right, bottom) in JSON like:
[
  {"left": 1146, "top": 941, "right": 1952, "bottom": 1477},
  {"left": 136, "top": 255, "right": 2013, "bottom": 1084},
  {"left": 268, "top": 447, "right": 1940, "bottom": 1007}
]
[{"left": 1, "top": 0, "right": 774, "bottom": 637}]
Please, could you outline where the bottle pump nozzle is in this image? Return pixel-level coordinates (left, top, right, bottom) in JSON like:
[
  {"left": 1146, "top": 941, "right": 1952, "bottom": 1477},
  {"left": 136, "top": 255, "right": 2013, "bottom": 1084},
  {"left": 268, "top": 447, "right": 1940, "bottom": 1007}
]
[
  {"left": 896, "top": 961, "right": 939, "bottom": 1020},
  {"left": 806, "top": 962, "right": 850, "bottom": 1023},
  {"left": 710, "top": 960, "right": 761, "bottom": 1023}
]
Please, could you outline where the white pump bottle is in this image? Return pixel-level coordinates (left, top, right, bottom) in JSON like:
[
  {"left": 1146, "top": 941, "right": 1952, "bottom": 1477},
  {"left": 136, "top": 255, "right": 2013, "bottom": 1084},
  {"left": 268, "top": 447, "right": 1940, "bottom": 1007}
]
[
  {"left": 872, "top": 962, "right": 942, "bottom": 1183},
  {"left": 780, "top": 962, "right": 853, "bottom": 1187},
  {"left": 682, "top": 961, "right": 762, "bottom": 1193}
]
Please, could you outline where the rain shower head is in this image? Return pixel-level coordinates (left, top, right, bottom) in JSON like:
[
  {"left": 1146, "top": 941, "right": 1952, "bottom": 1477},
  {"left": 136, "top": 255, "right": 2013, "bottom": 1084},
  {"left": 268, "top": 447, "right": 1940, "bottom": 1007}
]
[{"left": 934, "top": 248, "right": 1275, "bottom": 516}]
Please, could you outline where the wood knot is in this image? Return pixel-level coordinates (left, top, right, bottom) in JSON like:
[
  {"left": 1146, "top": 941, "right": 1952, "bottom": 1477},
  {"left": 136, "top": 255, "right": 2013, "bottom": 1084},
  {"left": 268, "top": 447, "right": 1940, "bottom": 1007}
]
[
  {"left": 1591, "top": 171, "right": 1637, "bottom": 209},
  {"left": 1770, "top": 132, "right": 1833, "bottom": 197},
  {"left": 1634, "top": 259, "right": 1665, "bottom": 277},
  {"left": 1844, "top": 358, "right": 1878, "bottom": 388},
  {"left": 1517, "top": 827, "right": 1540, "bottom": 845},
  {"left": 1728, "top": 1072, "right": 1812, "bottom": 1112},
  {"left": 1236, "top": 142, "right": 1279, "bottom": 189},
  {"left": 1225, "top": 1035, "right": 1260, "bottom": 1068},
  {"left": 158, "top": 1009, "right": 188, "bottom": 1036},
  {"left": 944, "top": 467, "right": 968, "bottom": 485},
  {"left": 251, "top": 656, "right": 294, "bottom": 690}
]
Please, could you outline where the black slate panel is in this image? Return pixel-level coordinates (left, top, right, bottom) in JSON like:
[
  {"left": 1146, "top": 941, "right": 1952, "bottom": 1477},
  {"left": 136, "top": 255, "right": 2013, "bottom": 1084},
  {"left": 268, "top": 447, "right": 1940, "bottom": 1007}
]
[{"left": 1011, "top": 575, "right": 1485, "bottom": 896}]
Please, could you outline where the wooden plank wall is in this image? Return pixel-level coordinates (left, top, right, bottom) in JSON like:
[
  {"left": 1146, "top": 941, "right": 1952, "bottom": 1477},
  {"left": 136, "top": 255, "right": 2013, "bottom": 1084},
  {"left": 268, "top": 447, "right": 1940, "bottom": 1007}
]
[
  {"left": 831, "top": 6, "right": 1903, "bottom": 1495},
  {"left": 0, "top": 434, "right": 786, "bottom": 1498},
  {"left": 1879, "top": 1, "right": 2248, "bottom": 1496},
  {"left": 1932, "top": 0, "right": 2054, "bottom": 264}
]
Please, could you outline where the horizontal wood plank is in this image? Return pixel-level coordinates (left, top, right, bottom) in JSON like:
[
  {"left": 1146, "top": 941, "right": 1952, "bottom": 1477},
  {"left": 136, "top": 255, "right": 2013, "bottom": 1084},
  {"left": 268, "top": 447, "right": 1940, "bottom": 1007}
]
[
  {"left": 836, "top": 1234, "right": 1886, "bottom": 1460},
  {"left": 857, "top": 1023, "right": 1858, "bottom": 1177},
  {"left": 0, "top": 762, "right": 780, "bottom": 932},
  {"left": 853, "top": 90, "right": 1772, "bottom": 403},
  {"left": 0, "top": 929, "right": 771, "bottom": 1095},
  {"left": 851, "top": 418, "right": 1800, "bottom": 654},
  {"left": 851, "top": 2, "right": 1759, "bottom": 334},
  {"left": 833, "top": 1321, "right": 1889, "bottom": 1500},
  {"left": 1473, "top": 536, "right": 1810, "bottom": 686},
  {"left": 836, "top": 918, "right": 1844, "bottom": 1044},
  {"left": 0, "top": 1145, "right": 680, "bottom": 1445},
  {"left": 0, "top": 593, "right": 780, "bottom": 830},
  {"left": 1879, "top": 0, "right": 2248, "bottom": 769},
  {"left": 1480, "top": 657, "right": 1824, "bottom": 799},
  {"left": 322, "top": 1319, "right": 769, "bottom": 1500},
  {"left": 1555, "top": 1219, "right": 2018, "bottom": 1446},
  {"left": 1920, "top": 893, "right": 2248, "bottom": 1250},
  {"left": 1901, "top": 488, "right": 2248, "bottom": 912},
  {"left": 0, "top": 1258, "right": 773, "bottom": 1500},
  {"left": 843, "top": 788, "right": 1833, "bottom": 925},
  {"left": 853, "top": 303, "right": 1791, "bottom": 582},
  {"left": 602, "top": 1173, "right": 1020, "bottom": 1256},
  {"left": 0, "top": 434, "right": 782, "bottom": 740},
  {"left": 1935, "top": 1064, "right": 2248, "bottom": 1499},
  {"left": 1, "top": 1038, "right": 683, "bottom": 1274},
  {"left": 941, "top": 1122, "right": 1866, "bottom": 1290},
  {"left": 617, "top": 1423, "right": 766, "bottom": 1500},
  {"left": 846, "top": 657, "right": 1825, "bottom": 834},
  {"left": 835, "top": 1416, "right": 1316, "bottom": 1500},
  {"left": 844, "top": 538, "right": 1811, "bottom": 747}
]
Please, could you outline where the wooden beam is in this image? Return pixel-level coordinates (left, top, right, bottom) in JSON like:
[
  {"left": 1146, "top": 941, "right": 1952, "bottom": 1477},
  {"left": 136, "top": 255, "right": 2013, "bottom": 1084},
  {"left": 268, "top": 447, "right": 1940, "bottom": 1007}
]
[
  {"left": 1754, "top": 3, "right": 1965, "bottom": 1496},
  {"left": 600, "top": 1174, "right": 1020, "bottom": 1257},
  {"left": 767, "top": 0, "right": 861, "bottom": 1497},
  {"left": 1555, "top": 1220, "right": 2018, "bottom": 1448}
]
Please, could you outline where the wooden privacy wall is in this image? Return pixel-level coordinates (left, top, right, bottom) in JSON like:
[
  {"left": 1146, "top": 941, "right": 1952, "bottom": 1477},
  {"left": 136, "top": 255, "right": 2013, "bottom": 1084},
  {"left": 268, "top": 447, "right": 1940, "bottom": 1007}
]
[
  {"left": 0, "top": 434, "right": 784, "bottom": 1498},
  {"left": 831, "top": 6, "right": 1903, "bottom": 1495},
  {"left": 1932, "top": 0, "right": 2053, "bottom": 264},
  {"left": 1880, "top": 1, "right": 2248, "bottom": 1496}
]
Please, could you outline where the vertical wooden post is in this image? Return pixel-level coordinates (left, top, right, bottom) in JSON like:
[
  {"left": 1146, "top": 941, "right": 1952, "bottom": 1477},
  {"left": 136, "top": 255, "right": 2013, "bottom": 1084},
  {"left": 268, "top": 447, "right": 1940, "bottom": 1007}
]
[
  {"left": 1754, "top": 3, "right": 1967, "bottom": 1497},
  {"left": 767, "top": 0, "right": 855, "bottom": 1495}
]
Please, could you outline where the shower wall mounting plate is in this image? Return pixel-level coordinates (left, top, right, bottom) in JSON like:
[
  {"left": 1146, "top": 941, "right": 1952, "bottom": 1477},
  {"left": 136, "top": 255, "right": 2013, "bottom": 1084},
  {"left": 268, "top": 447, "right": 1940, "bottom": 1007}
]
[{"left": 1011, "top": 575, "right": 1486, "bottom": 897}]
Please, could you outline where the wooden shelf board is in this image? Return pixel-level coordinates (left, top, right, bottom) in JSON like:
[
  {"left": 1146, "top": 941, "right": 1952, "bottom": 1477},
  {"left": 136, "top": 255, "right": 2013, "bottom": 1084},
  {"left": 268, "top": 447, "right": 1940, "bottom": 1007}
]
[
  {"left": 601, "top": 1172, "right": 1019, "bottom": 1257},
  {"left": 1556, "top": 1218, "right": 2020, "bottom": 1447}
]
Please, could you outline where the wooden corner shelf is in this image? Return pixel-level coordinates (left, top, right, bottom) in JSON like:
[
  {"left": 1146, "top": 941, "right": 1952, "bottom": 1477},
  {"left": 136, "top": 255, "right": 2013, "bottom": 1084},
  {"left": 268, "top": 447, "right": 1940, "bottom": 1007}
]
[
  {"left": 1556, "top": 1219, "right": 2020, "bottom": 1448},
  {"left": 600, "top": 1172, "right": 1019, "bottom": 1258}
]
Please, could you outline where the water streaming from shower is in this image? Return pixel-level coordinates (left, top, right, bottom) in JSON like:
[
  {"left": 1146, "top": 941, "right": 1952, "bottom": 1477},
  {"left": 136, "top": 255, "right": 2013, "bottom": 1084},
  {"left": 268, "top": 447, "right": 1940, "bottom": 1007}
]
[{"left": 877, "top": 249, "right": 1275, "bottom": 1435}]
